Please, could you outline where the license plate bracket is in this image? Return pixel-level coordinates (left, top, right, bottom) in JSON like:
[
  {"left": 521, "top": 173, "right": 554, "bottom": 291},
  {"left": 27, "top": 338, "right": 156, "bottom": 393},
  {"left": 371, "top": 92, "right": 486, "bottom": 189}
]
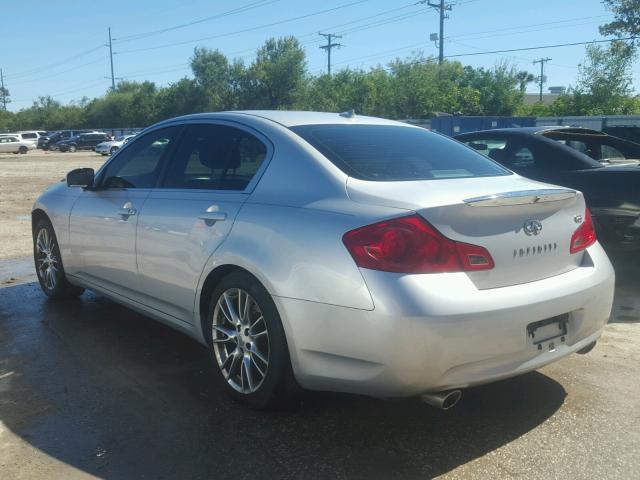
[{"left": 527, "top": 314, "right": 568, "bottom": 349}]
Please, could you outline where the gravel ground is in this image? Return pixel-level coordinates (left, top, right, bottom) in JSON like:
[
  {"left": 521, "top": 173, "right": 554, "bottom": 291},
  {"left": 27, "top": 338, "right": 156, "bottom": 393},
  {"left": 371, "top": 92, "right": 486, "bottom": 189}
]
[{"left": 0, "top": 150, "right": 106, "bottom": 259}]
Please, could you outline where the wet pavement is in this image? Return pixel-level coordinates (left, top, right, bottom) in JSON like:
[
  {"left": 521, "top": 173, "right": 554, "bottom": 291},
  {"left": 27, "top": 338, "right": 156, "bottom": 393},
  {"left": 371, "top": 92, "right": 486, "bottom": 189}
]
[{"left": 0, "top": 253, "right": 639, "bottom": 479}]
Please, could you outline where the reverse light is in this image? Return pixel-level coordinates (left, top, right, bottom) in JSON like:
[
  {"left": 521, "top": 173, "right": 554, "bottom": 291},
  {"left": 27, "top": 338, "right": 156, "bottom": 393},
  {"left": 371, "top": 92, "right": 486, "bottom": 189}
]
[
  {"left": 570, "top": 208, "right": 597, "bottom": 254},
  {"left": 342, "top": 215, "right": 494, "bottom": 274}
]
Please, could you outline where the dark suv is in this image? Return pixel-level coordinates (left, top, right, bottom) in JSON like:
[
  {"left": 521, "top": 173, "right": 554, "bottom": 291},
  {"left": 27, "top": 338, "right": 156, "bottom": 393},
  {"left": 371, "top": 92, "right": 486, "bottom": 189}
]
[
  {"left": 39, "top": 130, "right": 92, "bottom": 150},
  {"left": 56, "top": 133, "right": 110, "bottom": 152}
]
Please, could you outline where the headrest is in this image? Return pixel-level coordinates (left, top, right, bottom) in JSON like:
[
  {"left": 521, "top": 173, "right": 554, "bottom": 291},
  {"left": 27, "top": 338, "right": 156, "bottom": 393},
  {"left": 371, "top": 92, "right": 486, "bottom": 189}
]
[
  {"left": 198, "top": 137, "right": 240, "bottom": 170},
  {"left": 488, "top": 148, "right": 507, "bottom": 162}
]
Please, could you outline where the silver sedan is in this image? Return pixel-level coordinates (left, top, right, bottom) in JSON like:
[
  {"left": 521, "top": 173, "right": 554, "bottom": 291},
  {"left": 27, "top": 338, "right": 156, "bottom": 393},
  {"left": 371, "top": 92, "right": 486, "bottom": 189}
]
[{"left": 32, "top": 111, "right": 615, "bottom": 409}]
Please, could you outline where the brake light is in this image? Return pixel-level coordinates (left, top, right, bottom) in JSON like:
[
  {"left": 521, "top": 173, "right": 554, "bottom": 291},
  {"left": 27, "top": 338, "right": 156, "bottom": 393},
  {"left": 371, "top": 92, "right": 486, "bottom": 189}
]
[
  {"left": 570, "top": 208, "right": 596, "bottom": 254},
  {"left": 342, "top": 215, "right": 494, "bottom": 273}
]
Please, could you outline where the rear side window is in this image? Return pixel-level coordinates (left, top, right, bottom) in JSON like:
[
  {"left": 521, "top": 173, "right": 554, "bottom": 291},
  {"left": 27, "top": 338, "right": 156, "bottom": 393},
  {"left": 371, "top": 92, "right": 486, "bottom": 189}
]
[
  {"left": 22, "top": 133, "right": 37, "bottom": 139},
  {"left": 163, "top": 124, "right": 267, "bottom": 191},
  {"left": 290, "top": 124, "right": 509, "bottom": 181}
]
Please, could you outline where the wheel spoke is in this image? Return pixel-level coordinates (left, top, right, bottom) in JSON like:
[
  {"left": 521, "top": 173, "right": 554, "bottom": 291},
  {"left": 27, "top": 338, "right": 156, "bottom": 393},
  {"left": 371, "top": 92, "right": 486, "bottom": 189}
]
[
  {"left": 242, "top": 355, "right": 254, "bottom": 392},
  {"left": 216, "top": 298, "right": 234, "bottom": 324},
  {"left": 250, "top": 354, "right": 265, "bottom": 377},
  {"left": 212, "top": 325, "right": 236, "bottom": 343},
  {"left": 223, "top": 292, "right": 240, "bottom": 324},
  {"left": 228, "top": 350, "right": 241, "bottom": 377},
  {"left": 242, "top": 293, "right": 251, "bottom": 324},
  {"left": 249, "top": 315, "right": 264, "bottom": 332},
  {"left": 250, "top": 345, "right": 268, "bottom": 365},
  {"left": 252, "top": 330, "right": 268, "bottom": 339}
]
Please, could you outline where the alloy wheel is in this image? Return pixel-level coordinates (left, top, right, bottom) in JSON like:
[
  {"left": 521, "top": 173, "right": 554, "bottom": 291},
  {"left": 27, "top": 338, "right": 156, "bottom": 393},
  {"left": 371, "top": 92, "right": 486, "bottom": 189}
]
[
  {"left": 36, "top": 227, "right": 58, "bottom": 290},
  {"left": 212, "top": 288, "right": 270, "bottom": 394}
]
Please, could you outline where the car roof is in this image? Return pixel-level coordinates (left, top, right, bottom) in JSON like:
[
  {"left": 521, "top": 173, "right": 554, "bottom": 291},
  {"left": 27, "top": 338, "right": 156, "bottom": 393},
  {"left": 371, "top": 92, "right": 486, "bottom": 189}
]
[{"left": 164, "top": 110, "right": 410, "bottom": 128}]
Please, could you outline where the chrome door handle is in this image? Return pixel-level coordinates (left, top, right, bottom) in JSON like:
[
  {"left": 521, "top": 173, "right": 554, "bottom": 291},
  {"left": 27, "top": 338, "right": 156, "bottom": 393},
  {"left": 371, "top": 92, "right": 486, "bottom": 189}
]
[
  {"left": 198, "top": 211, "right": 227, "bottom": 222},
  {"left": 118, "top": 207, "right": 137, "bottom": 217}
]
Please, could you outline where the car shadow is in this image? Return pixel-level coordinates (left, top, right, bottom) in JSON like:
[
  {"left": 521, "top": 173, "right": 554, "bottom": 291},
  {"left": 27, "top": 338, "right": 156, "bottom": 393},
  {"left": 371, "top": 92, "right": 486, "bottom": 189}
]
[{"left": 0, "top": 282, "right": 567, "bottom": 479}]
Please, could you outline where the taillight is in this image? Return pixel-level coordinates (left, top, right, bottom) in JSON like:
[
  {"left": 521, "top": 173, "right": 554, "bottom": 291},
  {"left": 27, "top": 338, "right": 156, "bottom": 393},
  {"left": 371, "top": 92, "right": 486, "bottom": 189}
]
[
  {"left": 342, "top": 215, "right": 494, "bottom": 273},
  {"left": 570, "top": 208, "right": 596, "bottom": 254}
]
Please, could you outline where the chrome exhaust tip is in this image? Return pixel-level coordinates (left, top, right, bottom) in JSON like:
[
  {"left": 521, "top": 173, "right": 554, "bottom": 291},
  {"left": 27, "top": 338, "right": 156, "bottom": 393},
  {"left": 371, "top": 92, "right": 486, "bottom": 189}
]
[{"left": 420, "top": 390, "right": 462, "bottom": 410}]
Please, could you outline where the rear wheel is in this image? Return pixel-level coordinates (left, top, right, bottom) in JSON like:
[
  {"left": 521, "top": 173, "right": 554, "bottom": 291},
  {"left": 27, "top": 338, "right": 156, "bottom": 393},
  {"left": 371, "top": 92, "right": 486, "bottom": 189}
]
[
  {"left": 33, "top": 219, "right": 84, "bottom": 299},
  {"left": 207, "top": 271, "right": 298, "bottom": 409},
  {"left": 19, "top": 146, "right": 28, "bottom": 154},
  {"left": 68, "top": 145, "right": 77, "bottom": 153}
]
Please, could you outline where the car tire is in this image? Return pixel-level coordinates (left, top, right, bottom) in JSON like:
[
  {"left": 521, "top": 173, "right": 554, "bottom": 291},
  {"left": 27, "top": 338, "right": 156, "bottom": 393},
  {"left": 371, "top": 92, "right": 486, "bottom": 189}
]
[
  {"left": 19, "top": 146, "right": 28, "bottom": 154},
  {"left": 33, "top": 218, "right": 84, "bottom": 299},
  {"left": 68, "top": 145, "right": 77, "bottom": 153},
  {"left": 206, "top": 271, "right": 299, "bottom": 409},
  {"left": 109, "top": 146, "right": 118, "bottom": 155}
]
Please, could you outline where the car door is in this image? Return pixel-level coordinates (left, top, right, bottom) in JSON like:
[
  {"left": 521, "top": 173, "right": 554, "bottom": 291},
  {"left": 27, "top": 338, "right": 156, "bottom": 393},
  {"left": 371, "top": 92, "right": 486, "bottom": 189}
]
[
  {"left": 68, "top": 126, "right": 182, "bottom": 296},
  {"left": 0, "top": 137, "right": 12, "bottom": 152},
  {"left": 136, "top": 122, "right": 271, "bottom": 323}
]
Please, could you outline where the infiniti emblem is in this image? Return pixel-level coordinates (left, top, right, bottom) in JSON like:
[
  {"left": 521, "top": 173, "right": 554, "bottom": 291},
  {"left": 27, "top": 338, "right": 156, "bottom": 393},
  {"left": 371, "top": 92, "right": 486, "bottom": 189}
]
[{"left": 523, "top": 219, "right": 543, "bottom": 236}]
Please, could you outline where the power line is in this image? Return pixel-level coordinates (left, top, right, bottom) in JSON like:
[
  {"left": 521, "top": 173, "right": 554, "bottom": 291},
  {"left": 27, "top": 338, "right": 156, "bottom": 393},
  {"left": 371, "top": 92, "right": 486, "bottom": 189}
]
[
  {"left": 114, "top": 0, "right": 279, "bottom": 43},
  {"left": 533, "top": 57, "right": 552, "bottom": 102},
  {"left": 114, "top": 0, "right": 369, "bottom": 55},
  {"left": 443, "top": 36, "right": 637, "bottom": 58},
  {"left": 4, "top": 45, "right": 104, "bottom": 80},
  {"left": 319, "top": 33, "right": 343, "bottom": 75}
]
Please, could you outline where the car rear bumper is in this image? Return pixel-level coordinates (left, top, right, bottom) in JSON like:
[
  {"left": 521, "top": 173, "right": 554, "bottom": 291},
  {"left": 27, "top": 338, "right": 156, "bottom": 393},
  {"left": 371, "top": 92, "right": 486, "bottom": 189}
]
[{"left": 275, "top": 242, "right": 615, "bottom": 398}]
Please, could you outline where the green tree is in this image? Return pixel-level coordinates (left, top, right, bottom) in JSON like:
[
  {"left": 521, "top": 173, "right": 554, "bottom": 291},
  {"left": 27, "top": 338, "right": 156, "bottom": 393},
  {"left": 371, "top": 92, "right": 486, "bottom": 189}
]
[
  {"left": 574, "top": 41, "right": 637, "bottom": 114},
  {"left": 246, "top": 36, "right": 306, "bottom": 109},
  {"left": 600, "top": 0, "right": 640, "bottom": 43}
]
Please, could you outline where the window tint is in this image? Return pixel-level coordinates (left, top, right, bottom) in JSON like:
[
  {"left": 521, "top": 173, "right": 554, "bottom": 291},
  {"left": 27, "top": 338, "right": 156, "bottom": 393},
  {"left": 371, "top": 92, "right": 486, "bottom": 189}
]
[
  {"left": 601, "top": 144, "right": 625, "bottom": 160},
  {"left": 163, "top": 124, "right": 267, "bottom": 190},
  {"left": 22, "top": 133, "right": 37, "bottom": 139},
  {"left": 101, "top": 126, "right": 179, "bottom": 189},
  {"left": 291, "top": 124, "right": 509, "bottom": 181}
]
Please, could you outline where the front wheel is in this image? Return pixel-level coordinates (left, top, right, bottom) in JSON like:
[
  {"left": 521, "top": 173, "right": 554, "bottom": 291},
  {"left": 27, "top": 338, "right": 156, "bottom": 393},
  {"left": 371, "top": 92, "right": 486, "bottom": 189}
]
[
  {"left": 109, "top": 146, "right": 118, "bottom": 155},
  {"left": 19, "top": 146, "right": 28, "bottom": 154},
  {"left": 68, "top": 145, "right": 77, "bottom": 153},
  {"left": 33, "top": 219, "right": 84, "bottom": 299},
  {"left": 207, "top": 271, "right": 298, "bottom": 409}
]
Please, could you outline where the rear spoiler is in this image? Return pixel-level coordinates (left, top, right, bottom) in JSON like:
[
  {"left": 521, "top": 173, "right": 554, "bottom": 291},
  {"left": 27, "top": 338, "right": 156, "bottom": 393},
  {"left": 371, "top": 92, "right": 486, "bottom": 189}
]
[{"left": 463, "top": 189, "right": 576, "bottom": 207}]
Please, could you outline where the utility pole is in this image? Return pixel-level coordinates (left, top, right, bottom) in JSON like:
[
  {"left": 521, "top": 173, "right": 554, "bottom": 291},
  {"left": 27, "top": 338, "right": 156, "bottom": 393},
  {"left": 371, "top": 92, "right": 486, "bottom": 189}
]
[
  {"left": 319, "top": 33, "right": 342, "bottom": 75},
  {"left": 424, "top": 0, "right": 452, "bottom": 64},
  {"left": 107, "top": 27, "right": 116, "bottom": 91},
  {"left": 533, "top": 57, "right": 552, "bottom": 103},
  {"left": 0, "top": 68, "right": 6, "bottom": 111}
]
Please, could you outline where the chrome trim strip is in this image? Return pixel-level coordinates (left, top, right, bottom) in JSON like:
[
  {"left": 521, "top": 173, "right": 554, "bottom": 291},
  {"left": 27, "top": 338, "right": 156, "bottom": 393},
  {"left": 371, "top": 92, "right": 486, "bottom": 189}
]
[{"left": 463, "top": 189, "right": 577, "bottom": 207}]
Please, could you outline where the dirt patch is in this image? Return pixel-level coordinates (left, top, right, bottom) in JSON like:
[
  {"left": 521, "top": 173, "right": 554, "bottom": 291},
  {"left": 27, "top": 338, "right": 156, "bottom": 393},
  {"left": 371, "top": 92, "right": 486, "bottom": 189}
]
[{"left": 0, "top": 150, "right": 106, "bottom": 259}]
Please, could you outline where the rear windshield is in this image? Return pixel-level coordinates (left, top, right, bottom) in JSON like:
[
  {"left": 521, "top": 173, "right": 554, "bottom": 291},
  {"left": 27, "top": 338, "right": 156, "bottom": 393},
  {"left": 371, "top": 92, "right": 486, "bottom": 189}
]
[{"left": 290, "top": 124, "right": 510, "bottom": 181}]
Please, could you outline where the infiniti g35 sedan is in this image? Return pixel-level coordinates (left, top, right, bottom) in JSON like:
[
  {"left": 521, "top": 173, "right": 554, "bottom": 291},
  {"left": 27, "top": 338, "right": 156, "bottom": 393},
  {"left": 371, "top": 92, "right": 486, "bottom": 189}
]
[{"left": 32, "top": 111, "right": 615, "bottom": 410}]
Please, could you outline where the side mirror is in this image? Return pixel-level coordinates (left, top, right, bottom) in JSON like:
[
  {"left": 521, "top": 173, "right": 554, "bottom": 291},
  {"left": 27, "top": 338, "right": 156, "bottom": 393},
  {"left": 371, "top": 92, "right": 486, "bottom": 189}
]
[{"left": 66, "top": 168, "right": 95, "bottom": 188}]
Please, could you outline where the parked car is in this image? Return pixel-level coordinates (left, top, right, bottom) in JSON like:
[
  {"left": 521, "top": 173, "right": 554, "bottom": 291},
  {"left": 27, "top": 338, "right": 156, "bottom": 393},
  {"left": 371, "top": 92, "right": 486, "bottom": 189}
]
[
  {"left": 601, "top": 125, "right": 640, "bottom": 145},
  {"left": 0, "top": 135, "right": 35, "bottom": 154},
  {"left": 455, "top": 126, "right": 640, "bottom": 249},
  {"left": 33, "top": 111, "right": 614, "bottom": 410},
  {"left": 0, "top": 132, "right": 41, "bottom": 146},
  {"left": 56, "top": 132, "right": 110, "bottom": 152},
  {"left": 95, "top": 134, "right": 136, "bottom": 156},
  {"left": 39, "top": 130, "right": 91, "bottom": 150}
]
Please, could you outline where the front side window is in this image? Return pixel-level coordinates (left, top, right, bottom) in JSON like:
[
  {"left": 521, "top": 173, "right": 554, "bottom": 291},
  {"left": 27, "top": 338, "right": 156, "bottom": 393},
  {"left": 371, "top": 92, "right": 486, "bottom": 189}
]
[
  {"left": 291, "top": 124, "right": 509, "bottom": 181},
  {"left": 101, "top": 126, "right": 180, "bottom": 189},
  {"left": 163, "top": 124, "right": 267, "bottom": 191}
]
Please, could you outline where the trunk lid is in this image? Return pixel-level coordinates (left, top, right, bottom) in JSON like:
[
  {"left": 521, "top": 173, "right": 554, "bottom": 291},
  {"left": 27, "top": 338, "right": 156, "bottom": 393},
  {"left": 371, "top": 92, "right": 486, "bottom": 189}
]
[{"left": 347, "top": 176, "right": 587, "bottom": 289}]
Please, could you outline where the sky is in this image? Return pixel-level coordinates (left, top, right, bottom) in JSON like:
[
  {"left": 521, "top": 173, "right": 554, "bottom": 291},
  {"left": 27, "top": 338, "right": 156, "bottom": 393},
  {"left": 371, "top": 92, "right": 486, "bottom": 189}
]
[{"left": 1, "top": 0, "right": 635, "bottom": 111}]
